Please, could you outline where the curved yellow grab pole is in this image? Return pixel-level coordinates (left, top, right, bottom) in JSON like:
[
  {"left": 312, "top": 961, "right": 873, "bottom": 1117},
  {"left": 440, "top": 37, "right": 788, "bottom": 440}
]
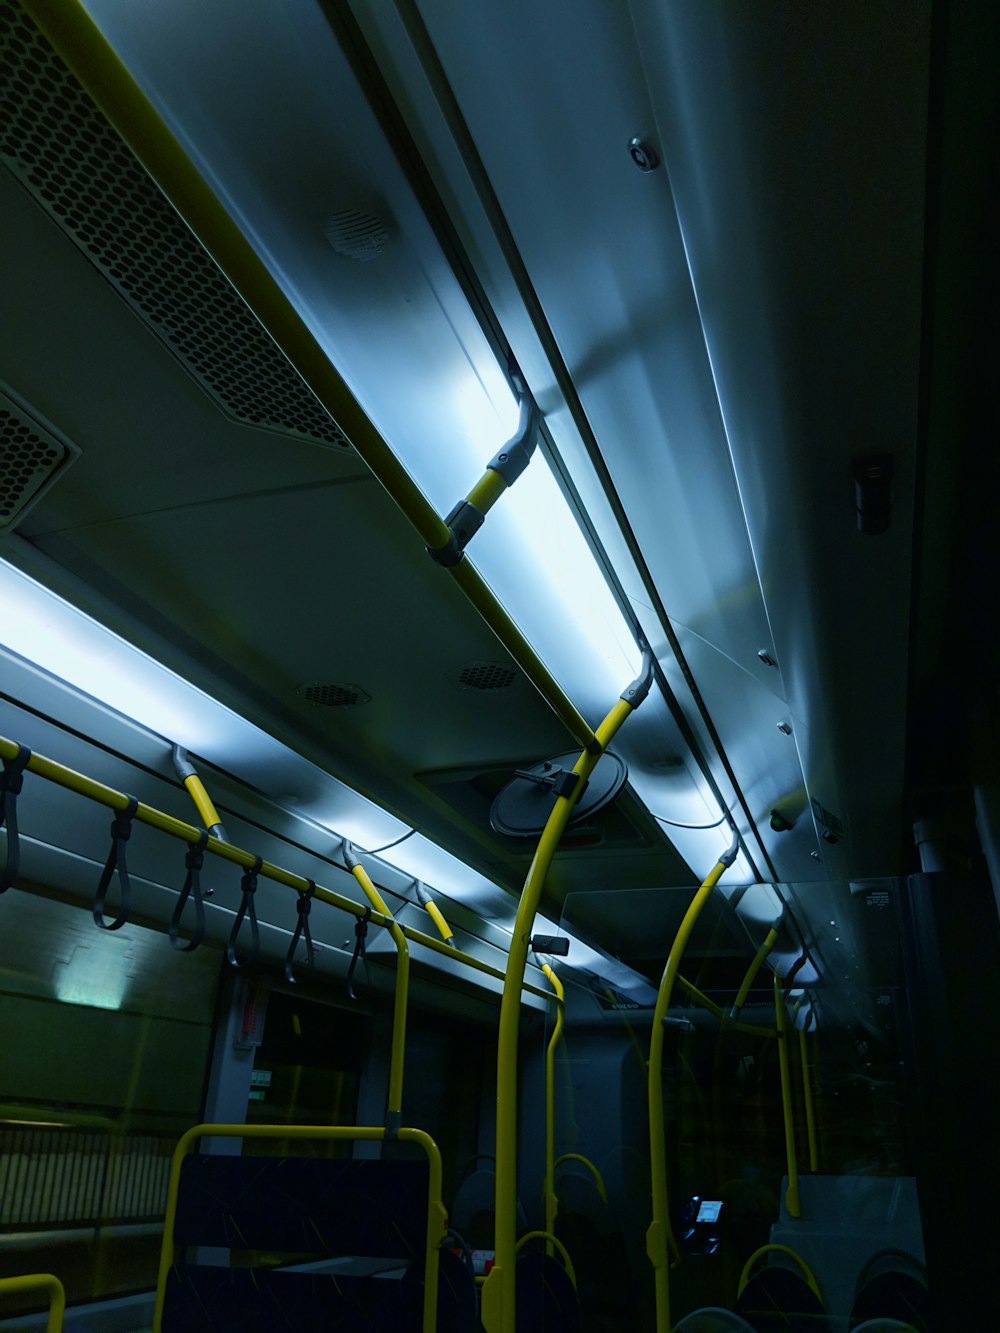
[
  {"left": 0, "top": 1274, "right": 65, "bottom": 1332},
  {"left": 172, "top": 746, "right": 227, "bottom": 840},
  {"left": 540, "top": 960, "right": 566, "bottom": 1252},
  {"left": 647, "top": 836, "right": 739, "bottom": 1333},
  {"left": 481, "top": 652, "right": 654, "bottom": 1333},
  {"left": 730, "top": 926, "right": 779, "bottom": 1019},
  {"left": 343, "top": 844, "right": 410, "bottom": 1134},
  {"left": 774, "top": 976, "right": 801, "bottom": 1218},
  {"left": 414, "top": 881, "right": 456, "bottom": 947}
]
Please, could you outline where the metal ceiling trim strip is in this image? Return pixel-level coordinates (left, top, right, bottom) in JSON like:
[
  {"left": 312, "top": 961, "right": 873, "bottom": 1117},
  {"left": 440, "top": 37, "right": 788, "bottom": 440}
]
[{"left": 18, "top": 0, "right": 597, "bottom": 756}]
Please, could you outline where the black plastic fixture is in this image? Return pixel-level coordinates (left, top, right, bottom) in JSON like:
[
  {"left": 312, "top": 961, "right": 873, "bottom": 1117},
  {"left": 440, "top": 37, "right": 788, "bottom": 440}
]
[{"left": 853, "top": 455, "right": 895, "bottom": 535}]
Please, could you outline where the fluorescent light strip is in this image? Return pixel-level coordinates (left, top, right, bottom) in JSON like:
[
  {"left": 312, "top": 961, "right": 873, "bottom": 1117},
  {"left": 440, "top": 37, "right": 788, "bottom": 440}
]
[{"left": 0, "top": 558, "right": 407, "bottom": 846}]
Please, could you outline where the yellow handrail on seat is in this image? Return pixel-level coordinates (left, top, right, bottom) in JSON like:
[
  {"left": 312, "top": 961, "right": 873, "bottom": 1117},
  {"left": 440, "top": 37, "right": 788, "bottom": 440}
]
[
  {"left": 514, "top": 1231, "right": 577, "bottom": 1289},
  {"left": 0, "top": 1274, "right": 65, "bottom": 1332},
  {"left": 553, "top": 1153, "right": 608, "bottom": 1205},
  {"left": 738, "top": 1243, "right": 822, "bottom": 1302},
  {"left": 153, "top": 1123, "right": 447, "bottom": 1333}
]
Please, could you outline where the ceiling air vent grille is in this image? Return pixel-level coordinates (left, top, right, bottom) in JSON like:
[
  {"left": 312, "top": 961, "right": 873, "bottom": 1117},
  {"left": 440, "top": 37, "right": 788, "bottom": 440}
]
[
  {"left": 454, "top": 662, "right": 519, "bottom": 692},
  {"left": 0, "top": 385, "right": 80, "bottom": 530},
  {"left": 324, "top": 210, "right": 389, "bottom": 263},
  {"left": 297, "top": 681, "right": 371, "bottom": 709},
  {"left": 0, "top": 0, "right": 350, "bottom": 451}
]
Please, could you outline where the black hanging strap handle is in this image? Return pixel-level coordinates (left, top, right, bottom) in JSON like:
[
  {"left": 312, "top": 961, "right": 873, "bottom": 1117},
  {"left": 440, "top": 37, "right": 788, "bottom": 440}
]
[
  {"left": 347, "top": 906, "right": 372, "bottom": 1000},
  {"left": 169, "top": 830, "right": 209, "bottom": 953},
  {"left": 0, "top": 745, "right": 32, "bottom": 895},
  {"left": 93, "top": 796, "right": 139, "bottom": 931},
  {"left": 227, "top": 856, "right": 262, "bottom": 970},
  {"left": 284, "top": 880, "right": 316, "bottom": 984}
]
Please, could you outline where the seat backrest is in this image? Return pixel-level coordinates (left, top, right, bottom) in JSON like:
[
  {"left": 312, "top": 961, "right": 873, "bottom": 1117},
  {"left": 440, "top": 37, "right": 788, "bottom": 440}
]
[{"left": 173, "top": 1153, "right": 429, "bottom": 1258}]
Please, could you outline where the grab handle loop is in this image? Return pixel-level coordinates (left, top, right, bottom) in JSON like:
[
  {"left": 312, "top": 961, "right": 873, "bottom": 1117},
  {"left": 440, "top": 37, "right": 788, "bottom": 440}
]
[
  {"left": 169, "top": 830, "right": 209, "bottom": 953},
  {"left": 226, "top": 856, "right": 262, "bottom": 970},
  {"left": 0, "top": 745, "right": 32, "bottom": 894},
  {"left": 93, "top": 796, "right": 139, "bottom": 930},
  {"left": 347, "top": 906, "right": 372, "bottom": 1000},
  {"left": 284, "top": 880, "right": 316, "bottom": 984}
]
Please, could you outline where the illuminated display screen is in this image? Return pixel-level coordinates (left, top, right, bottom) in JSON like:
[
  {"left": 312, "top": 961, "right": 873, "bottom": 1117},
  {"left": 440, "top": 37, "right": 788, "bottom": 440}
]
[{"left": 696, "top": 1200, "right": 723, "bottom": 1224}]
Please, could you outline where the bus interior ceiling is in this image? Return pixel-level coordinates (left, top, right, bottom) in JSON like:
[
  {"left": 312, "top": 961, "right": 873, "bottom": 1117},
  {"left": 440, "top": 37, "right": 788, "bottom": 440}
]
[{"left": 0, "top": 1, "right": 997, "bottom": 1331}]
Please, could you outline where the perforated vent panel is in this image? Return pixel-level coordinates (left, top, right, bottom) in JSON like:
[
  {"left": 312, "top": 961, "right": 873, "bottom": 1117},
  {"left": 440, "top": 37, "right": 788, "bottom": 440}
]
[
  {"left": 297, "top": 682, "right": 371, "bottom": 708},
  {"left": 0, "top": 385, "right": 79, "bottom": 529},
  {"left": 324, "top": 210, "right": 389, "bottom": 263},
  {"left": 0, "top": 1, "right": 351, "bottom": 450},
  {"left": 455, "top": 662, "right": 519, "bottom": 691}
]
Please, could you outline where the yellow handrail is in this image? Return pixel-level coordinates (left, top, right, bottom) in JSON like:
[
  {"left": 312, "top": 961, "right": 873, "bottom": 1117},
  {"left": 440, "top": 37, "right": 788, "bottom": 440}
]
[
  {"left": 0, "top": 735, "right": 551, "bottom": 1001},
  {"left": 21, "top": 0, "right": 597, "bottom": 756},
  {"left": 424, "top": 897, "right": 455, "bottom": 946},
  {"left": 799, "top": 1023, "right": 819, "bottom": 1172},
  {"left": 774, "top": 977, "right": 801, "bottom": 1218},
  {"left": 344, "top": 849, "right": 410, "bottom": 1132},
  {"left": 553, "top": 1153, "right": 608, "bottom": 1205},
  {"left": 0, "top": 1274, "right": 65, "bottom": 1332},
  {"left": 738, "top": 1243, "right": 821, "bottom": 1301},
  {"left": 181, "top": 772, "right": 225, "bottom": 836},
  {"left": 540, "top": 961, "right": 566, "bottom": 1252},
  {"left": 674, "top": 974, "right": 776, "bottom": 1040},
  {"left": 514, "top": 1231, "right": 577, "bottom": 1289},
  {"left": 414, "top": 880, "right": 456, "bottom": 947},
  {"left": 172, "top": 745, "right": 227, "bottom": 839},
  {"left": 482, "top": 654, "right": 653, "bottom": 1333},
  {"left": 153, "top": 1123, "right": 447, "bottom": 1333},
  {"left": 675, "top": 974, "right": 724, "bottom": 1019},
  {"left": 466, "top": 467, "right": 509, "bottom": 517},
  {"left": 730, "top": 926, "right": 779, "bottom": 1018},
  {"left": 646, "top": 843, "right": 738, "bottom": 1333}
]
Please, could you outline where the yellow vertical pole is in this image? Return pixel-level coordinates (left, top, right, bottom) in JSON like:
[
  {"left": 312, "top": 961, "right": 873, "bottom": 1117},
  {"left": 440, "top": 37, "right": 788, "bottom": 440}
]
[
  {"left": 774, "top": 976, "right": 801, "bottom": 1217},
  {"left": 647, "top": 845, "right": 737, "bottom": 1333},
  {"left": 540, "top": 961, "right": 565, "bottom": 1254},
  {"left": 799, "top": 1021, "right": 819, "bottom": 1173},
  {"left": 481, "top": 653, "right": 653, "bottom": 1333}
]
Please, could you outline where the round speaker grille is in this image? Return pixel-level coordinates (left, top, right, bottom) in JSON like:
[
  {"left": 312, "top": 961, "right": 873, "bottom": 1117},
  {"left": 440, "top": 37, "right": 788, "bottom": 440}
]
[{"left": 490, "top": 751, "right": 628, "bottom": 837}]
